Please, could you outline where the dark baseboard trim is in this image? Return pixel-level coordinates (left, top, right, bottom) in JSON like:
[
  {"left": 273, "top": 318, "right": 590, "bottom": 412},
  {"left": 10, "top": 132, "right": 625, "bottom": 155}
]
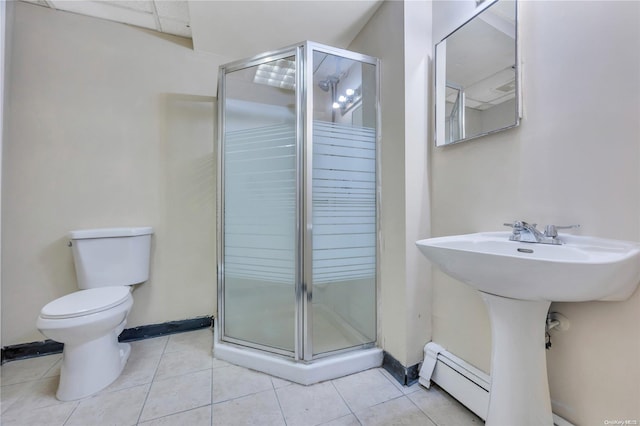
[
  {"left": 1, "top": 316, "right": 214, "bottom": 364},
  {"left": 0, "top": 340, "right": 64, "bottom": 364},
  {"left": 382, "top": 350, "right": 421, "bottom": 386},
  {"left": 118, "top": 316, "right": 213, "bottom": 342}
]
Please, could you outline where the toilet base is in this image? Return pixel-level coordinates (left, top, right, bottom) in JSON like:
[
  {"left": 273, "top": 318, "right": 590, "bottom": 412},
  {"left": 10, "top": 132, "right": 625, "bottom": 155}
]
[{"left": 57, "top": 332, "right": 131, "bottom": 401}]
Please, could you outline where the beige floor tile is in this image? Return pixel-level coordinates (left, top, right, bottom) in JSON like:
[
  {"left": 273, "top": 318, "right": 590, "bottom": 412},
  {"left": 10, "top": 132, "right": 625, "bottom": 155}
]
[
  {"left": 0, "top": 333, "right": 481, "bottom": 426},
  {"left": 276, "top": 381, "right": 351, "bottom": 426},
  {"left": 213, "top": 389, "right": 285, "bottom": 426},
  {"left": 103, "top": 349, "right": 163, "bottom": 393},
  {"left": 4, "top": 376, "right": 64, "bottom": 412},
  {"left": 139, "top": 369, "right": 212, "bottom": 422},
  {"left": 319, "top": 414, "right": 362, "bottom": 426},
  {"left": 155, "top": 348, "right": 213, "bottom": 380},
  {"left": 355, "top": 396, "right": 436, "bottom": 426},
  {"left": 270, "top": 375, "right": 293, "bottom": 389},
  {"left": 139, "top": 405, "right": 212, "bottom": 426},
  {"left": 0, "top": 400, "right": 77, "bottom": 426},
  {"left": 43, "top": 357, "right": 62, "bottom": 378},
  {"left": 129, "top": 336, "right": 169, "bottom": 358},
  {"left": 211, "top": 364, "right": 273, "bottom": 403},
  {"left": 407, "top": 386, "right": 483, "bottom": 426},
  {"left": 333, "top": 368, "right": 402, "bottom": 412},
  {"left": 0, "top": 381, "right": 30, "bottom": 414},
  {"left": 0, "top": 355, "right": 61, "bottom": 386},
  {"left": 212, "top": 356, "right": 231, "bottom": 369},
  {"left": 164, "top": 329, "right": 213, "bottom": 354},
  {"left": 65, "top": 383, "right": 149, "bottom": 426}
]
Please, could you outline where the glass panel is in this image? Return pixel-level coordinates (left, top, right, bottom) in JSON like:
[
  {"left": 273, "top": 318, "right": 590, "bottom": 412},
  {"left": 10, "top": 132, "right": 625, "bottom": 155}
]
[
  {"left": 222, "top": 56, "right": 297, "bottom": 353},
  {"left": 311, "top": 51, "right": 377, "bottom": 356}
]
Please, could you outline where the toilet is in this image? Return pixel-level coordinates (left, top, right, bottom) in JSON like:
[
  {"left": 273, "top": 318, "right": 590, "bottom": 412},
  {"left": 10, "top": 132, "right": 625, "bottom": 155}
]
[{"left": 36, "top": 226, "right": 153, "bottom": 401}]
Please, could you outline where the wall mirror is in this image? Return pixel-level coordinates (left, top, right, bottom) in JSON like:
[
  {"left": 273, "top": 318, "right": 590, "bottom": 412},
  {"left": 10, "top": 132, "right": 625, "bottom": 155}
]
[{"left": 435, "top": 0, "right": 519, "bottom": 146}]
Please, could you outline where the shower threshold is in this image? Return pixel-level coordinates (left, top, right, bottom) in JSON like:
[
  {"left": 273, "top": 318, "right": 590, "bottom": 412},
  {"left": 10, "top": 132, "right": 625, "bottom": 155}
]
[{"left": 213, "top": 326, "right": 383, "bottom": 385}]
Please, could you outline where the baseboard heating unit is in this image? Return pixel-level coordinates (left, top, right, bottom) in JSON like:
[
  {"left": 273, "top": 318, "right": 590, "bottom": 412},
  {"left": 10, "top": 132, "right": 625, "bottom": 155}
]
[{"left": 419, "top": 342, "right": 574, "bottom": 426}]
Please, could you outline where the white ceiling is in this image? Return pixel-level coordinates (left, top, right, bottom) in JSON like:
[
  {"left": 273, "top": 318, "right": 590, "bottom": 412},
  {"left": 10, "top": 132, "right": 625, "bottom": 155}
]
[
  {"left": 22, "top": 0, "right": 192, "bottom": 37},
  {"left": 189, "top": 1, "right": 382, "bottom": 59},
  {"left": 20, "top": 0, "right": 383, "bottom": 60}
]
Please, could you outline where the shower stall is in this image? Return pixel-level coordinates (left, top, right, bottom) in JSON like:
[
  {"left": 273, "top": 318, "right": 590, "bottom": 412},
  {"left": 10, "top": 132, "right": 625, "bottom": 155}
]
[{"left": 215, "top": 41, "right": 381, "bottom": 384}]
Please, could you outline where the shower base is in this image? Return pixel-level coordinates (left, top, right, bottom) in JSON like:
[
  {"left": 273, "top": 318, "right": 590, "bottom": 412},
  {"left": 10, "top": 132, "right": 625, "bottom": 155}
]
[{"left": 213, "top": 331, "right": 382, "bottom": 385}]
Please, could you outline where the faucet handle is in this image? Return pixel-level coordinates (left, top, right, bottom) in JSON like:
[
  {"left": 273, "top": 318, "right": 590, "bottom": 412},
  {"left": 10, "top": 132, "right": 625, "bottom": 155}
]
[
  {"left": 544, "top": 224, "right": 580, "bottom": 237},
  {"left": 504, "top": 221, "right": 536, "bottom": 230},
  {"left": 554, "top": 224, "right": 581, "bottom": 230}
]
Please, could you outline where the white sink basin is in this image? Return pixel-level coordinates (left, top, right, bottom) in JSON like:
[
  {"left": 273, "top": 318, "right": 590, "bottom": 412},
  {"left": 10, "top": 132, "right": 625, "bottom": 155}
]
[
  {"left": 416, "top": 231, "right": 640, "bottom": 302},
  {"left": 416, "top": 231, "right": 640, "bottom": 425}
]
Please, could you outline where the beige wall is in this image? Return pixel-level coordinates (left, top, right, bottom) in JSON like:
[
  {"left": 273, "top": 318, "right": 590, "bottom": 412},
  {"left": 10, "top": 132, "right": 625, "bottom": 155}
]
[
  {"left": 1, "top": 3, "right": 227, "bottom": 346},
  {"left": 350, "top": 0, "right": 432, "bottom": 367},
  {"left": 431, "top": 1, "right": 640, "bottom": 423},
  {"left": 402, "top": 0, "right": 432, "bottom": 367}
]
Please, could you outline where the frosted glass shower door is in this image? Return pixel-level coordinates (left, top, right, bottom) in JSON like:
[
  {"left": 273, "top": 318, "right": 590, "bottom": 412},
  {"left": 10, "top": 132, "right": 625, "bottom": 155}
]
[
  {"left": 221, "top": 56, "right": 297, "bottom": 354},
  {"left": 310, "top": 50, "right": 377, "bottom": 356},
  {"left": 219, "top": 43, "right": 378, "bottom": 361}
]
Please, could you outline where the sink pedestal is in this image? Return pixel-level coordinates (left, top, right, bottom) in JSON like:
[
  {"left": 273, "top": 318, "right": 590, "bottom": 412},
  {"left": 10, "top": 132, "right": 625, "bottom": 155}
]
[{"left": 481, "top": 293, "right": 554, "bottom": 426}]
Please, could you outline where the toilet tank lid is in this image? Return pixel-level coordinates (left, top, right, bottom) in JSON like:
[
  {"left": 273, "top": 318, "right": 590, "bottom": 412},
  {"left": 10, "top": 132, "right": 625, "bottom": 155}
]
[{"left": 69, "top": 227, "right": 154, "bottom": 240}]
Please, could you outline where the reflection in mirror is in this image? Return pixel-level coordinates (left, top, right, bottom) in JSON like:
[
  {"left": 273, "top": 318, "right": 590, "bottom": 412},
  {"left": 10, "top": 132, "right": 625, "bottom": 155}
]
[{"left": 435, "top": 0, "right": 519, "bottom": 146}]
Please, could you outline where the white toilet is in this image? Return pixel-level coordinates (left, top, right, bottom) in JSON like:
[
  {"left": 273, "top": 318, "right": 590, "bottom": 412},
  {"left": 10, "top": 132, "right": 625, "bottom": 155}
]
[{"left": 37, "top": 226, "right": 153, "bottom": 401}]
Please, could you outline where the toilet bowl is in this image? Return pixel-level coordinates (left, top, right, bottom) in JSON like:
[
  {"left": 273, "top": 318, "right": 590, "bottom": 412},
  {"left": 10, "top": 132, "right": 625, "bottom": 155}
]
[
  {"left": 36, "top": 227, "right": 153, "bottom": 401},
  {"left": 37, "top": 287, "right": 134, "bottom": 400}
]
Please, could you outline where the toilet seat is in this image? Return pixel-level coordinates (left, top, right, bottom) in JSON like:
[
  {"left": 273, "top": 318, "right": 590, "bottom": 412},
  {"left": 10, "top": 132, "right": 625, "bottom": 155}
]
[{"left": 40, "top": 287, "right": 130, "bottom": 319}]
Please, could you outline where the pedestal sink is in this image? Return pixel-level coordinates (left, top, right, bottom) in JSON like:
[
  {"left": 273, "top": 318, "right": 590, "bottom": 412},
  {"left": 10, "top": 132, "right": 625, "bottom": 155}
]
[{"left": 416, "top": 231, "right": 640, "bottom": 426}]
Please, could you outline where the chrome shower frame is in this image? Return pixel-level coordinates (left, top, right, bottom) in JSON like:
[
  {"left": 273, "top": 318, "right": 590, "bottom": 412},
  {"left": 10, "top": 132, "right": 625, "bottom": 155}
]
[{"left": 217, "top": 41, "right": 380, "bottom": 364}]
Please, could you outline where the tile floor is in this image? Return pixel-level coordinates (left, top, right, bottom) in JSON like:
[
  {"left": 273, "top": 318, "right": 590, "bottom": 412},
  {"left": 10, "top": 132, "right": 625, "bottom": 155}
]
[{"left": 0, "top": 329, "right": 483, "bottom": 426}]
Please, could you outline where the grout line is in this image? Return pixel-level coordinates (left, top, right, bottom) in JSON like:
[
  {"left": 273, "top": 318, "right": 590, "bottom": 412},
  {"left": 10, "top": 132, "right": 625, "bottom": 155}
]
[
  {"left": 98, "top": 380, "right": 155, "bottom": 399},
  {"left": 0, "top": 354, "right": 63, "bottom": 387},
  {"left": 149, "top": 337, "right": 170, "bottom": 382},
  {"left": 61, "top": 401, "right": 81, "bottom": 426},
  {"left": 210, "top": 384, "right": 272, "bottom": 406},
  {"left": 134, "top": 336, "right": 170, "bottom": 425},
  {"left": 367, "top": 393, "right": 406, "bottom": 409},
  {"left": 159, "top": 334, "right": 170, "bottom": 356},
  {"left": 40, "top": 355, "right": 63, "bottom": 379},
  {"left": 0, "top": 376, "right": 47, "bottom": 387},
  {"left": 271, "top": 377, "right": 289, "bottom": 426},
  {"left": 351, "top": 395, "right": 415, "bottom": 425},
  {"left": 153, "top": 365, "right": 215, "bottom": 383},
  {"left": 0, "top": 382, "right": 27, "bottom": 414},
  {"left": 377, "top": 367, "right": 406, "bottom": 392},
  {"left": 330, "top": 379, "right": 355, "bottom": 415},
  {"left": 210, "top": 363, "right": 215, "bottom": 426},
  {"left": 328, "top": 379, "right": 363, "bottom": 425},
  {"left": 405, "top": 392, "right": 440, "bottom": 426},
  {"left": 136, "top": 403, "right": 212, "bottom": 425},
  {"left": 4, "top": 381, "right": 75, "bottom": 415}
]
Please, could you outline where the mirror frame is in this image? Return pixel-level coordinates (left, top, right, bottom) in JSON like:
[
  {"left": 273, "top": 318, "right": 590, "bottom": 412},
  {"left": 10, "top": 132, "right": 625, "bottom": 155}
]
[{"left": 434, "top": 0, "right": 521, "bottom": 147}]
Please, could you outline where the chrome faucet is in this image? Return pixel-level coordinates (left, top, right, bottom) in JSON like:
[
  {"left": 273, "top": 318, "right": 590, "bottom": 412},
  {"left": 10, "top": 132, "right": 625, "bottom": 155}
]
[{"left": 504, "top": 221, "right": 580, "bottom": 245}]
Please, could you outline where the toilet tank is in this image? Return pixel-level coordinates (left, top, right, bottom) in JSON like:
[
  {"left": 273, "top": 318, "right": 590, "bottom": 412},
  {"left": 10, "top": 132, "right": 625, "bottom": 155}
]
[{"left": 69, "top": 227, "right": 154, "bottom": 289}]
